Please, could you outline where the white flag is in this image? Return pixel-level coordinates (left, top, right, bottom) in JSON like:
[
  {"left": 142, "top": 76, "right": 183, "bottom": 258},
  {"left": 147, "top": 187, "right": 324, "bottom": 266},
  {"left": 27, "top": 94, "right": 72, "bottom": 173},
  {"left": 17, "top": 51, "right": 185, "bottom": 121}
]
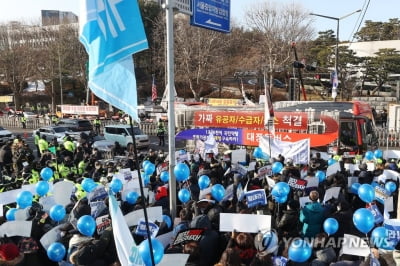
[{"left": 109, "top": 194, "right": 144, "bottom": 266}]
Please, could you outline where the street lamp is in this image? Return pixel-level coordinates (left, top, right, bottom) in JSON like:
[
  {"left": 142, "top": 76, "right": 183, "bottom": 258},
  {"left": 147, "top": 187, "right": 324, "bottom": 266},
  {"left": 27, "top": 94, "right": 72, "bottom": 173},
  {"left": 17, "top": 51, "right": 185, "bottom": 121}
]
[{"left": 310, "top": 9, "right": 361, "bottom": 100}]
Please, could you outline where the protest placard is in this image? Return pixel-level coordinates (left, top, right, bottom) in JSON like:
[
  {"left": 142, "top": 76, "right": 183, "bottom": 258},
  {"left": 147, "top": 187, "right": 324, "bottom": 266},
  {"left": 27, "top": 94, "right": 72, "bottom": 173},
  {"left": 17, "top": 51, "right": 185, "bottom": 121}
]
[{"left": 219, "top": 213, "right": 271, "bottom": 233}]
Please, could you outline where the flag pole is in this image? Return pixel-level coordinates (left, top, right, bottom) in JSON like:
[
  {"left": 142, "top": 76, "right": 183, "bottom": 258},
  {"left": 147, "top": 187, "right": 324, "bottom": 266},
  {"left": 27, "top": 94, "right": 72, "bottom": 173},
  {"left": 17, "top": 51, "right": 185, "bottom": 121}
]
[
  {"left": 264, "top": 68, "right": 273, "bottom": 156},
  {"left": 129, "top": 116, "right": 155, "bottom": 266}
]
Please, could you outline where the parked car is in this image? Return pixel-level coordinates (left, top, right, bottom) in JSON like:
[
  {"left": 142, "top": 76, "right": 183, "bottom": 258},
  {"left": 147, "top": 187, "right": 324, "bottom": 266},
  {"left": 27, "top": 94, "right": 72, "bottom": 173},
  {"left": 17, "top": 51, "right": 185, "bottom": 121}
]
[
  {"left": 103, "top": 124, "right": 149, "bottom": 149},
  {"left": 23, "top": 111, "right": 38, "bottom": 120},
  {"left": 0, "top": 126, "right": 14, "bottom": 145},
  {"left": 57, "top": 119, "right": 93, "bottom": 133},
  {"left": 33, "top": 126, "right": 79, "bottom": 144},
  {"left": 91, "top": 135, "right": 115, "bottom": 152}
]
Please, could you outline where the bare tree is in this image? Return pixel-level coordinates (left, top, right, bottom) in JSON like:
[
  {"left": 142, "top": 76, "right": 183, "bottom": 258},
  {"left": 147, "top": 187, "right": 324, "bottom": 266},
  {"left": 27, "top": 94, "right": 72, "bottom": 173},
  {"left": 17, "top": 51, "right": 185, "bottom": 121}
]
[
  {"left": 0, "top": 22, "right": 39, "bottom": 109},
  {"left": 244, "top": 1, "right": 314, "bottom": 89}
]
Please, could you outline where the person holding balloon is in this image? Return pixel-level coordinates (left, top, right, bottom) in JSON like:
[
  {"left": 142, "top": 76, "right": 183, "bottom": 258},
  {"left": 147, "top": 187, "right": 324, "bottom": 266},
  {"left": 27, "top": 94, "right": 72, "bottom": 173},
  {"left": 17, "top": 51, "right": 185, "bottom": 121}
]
[{"left": 299, "top": 190, "right": 326, "bottom": 238}]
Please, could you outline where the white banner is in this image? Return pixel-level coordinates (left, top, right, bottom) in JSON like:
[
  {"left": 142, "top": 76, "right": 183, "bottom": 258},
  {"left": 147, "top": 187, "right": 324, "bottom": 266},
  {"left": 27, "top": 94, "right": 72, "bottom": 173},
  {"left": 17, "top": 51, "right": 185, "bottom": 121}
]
[
  {"left": 61, "top": 105, "right": 99, "bottom": 115},
  {"left": 259, "top": 136, "right": 310, "bottom": 165}
]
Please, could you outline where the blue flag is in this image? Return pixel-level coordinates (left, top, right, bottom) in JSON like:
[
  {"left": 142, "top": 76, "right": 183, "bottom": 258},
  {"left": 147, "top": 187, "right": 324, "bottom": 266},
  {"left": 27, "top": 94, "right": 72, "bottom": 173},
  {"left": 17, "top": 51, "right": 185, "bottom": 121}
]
[{"left": 79, "top": 0, "right": 148, "bottom": 121}]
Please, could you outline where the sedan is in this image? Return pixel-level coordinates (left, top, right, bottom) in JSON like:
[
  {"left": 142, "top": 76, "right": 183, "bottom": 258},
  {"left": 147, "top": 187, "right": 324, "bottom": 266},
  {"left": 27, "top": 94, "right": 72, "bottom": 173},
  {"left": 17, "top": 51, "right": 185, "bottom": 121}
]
[
  {"left": 0, "top": 126, "right": 14, "bottom": 145},
  {"left": 91, "top": 135, "right": 115, "bottom": 152},
  {"left": 33, "top": 126, "right": 79, "bottom": 144}
]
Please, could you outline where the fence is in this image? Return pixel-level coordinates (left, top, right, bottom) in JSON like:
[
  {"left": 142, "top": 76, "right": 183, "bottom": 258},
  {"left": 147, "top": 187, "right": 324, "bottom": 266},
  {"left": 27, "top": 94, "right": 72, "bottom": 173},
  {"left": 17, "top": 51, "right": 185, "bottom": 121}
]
[
  {"left": 0, "top": 116, "right": 159, "bottom": 136},
  {"left": 1, "top": 116, "right": 398, "bottom": 147}
]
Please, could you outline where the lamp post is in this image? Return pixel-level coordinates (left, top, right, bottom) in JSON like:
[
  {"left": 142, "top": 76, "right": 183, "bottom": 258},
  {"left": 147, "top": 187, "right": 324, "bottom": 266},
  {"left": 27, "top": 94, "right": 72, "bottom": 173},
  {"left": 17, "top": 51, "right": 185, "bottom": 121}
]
[{"left": 310, "top": 9, "right": 361, "bottom": 100}]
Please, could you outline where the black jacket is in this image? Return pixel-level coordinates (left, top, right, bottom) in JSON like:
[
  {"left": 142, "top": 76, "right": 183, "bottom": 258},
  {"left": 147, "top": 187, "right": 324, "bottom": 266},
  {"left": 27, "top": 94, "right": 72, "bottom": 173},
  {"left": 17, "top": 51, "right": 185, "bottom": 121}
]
[{"left": 277, "top": 209, "right": 300, "bottom": 238}]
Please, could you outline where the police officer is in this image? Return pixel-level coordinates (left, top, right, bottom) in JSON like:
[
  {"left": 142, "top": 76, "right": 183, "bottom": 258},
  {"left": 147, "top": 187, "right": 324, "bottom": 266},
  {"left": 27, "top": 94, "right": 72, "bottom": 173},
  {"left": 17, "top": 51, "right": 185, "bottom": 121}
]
[
  {"left": 157, "top": 119, "right": 166, "bottom": 147},
  {"left": 20, "top": 115, "right": 27, "bottom": 129},
  {"left": 51, "top": 115, "right": 59, "bottom": 125},
  {"left": 93, "top": 117, "right": 101, "bottom": 135},
  {"left": 38, "top": 135, "right": 49, "bottom": 157}
]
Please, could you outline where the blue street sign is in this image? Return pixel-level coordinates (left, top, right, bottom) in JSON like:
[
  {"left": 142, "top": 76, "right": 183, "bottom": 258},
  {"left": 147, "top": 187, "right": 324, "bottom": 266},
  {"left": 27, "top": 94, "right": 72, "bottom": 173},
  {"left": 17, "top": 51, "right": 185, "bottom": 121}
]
[{"left": 190, "top": 0, "right": 230, "bottom": 33}]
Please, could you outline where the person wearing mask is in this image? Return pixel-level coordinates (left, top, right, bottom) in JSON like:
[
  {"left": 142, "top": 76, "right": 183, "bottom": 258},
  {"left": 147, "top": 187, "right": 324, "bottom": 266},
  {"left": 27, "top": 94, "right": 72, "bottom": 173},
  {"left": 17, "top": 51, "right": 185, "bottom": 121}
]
[
  {"left": 63, "top": 136, "right": 76, "bottom": 154},
  {"left": 34, "top": 131, "right": 41, "bottom": 158},
  {"left": 20, "top": 115, "right": 27, "bottom": 129}
]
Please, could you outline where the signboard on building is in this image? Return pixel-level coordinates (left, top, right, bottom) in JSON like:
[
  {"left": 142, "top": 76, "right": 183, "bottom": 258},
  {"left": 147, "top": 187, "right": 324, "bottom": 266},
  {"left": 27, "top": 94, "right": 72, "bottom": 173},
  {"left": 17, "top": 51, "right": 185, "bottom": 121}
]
[{"left": 190, "top": 0, "right": 230, "bottom": 33}]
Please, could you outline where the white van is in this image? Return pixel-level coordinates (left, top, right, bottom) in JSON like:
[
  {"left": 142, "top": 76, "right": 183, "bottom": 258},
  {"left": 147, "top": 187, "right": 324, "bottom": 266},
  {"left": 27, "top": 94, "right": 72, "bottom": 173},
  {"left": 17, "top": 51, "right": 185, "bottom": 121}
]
[{"left": 103, "top": 124, "right": 149, "bottom": 149}]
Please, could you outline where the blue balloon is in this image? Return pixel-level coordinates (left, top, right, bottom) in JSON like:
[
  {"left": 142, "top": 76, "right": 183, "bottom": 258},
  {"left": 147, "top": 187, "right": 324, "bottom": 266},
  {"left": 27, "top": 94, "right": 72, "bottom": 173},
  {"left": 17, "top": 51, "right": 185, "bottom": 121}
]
[
  {"left": 6, "top": 208, "right": 17, "bottom": 221},
  {"left": 358, "top": 184, "right": 375, "bottom": 203},
  {"left": 77, "top": 215, "right": 96, "bottom": 236},
  {"left": 323, "top": 218, "right": 339, "bottom": 235},
  {"left": 36, "top": 180, "right": 50, "bottom": 196},
  {"left": 271, "top": 162, "right": 283, "bottom": 174},
  {"left": 288, "top": 239, "right": 312, "bottom": 263},
  {"left": 353, "top": 208, "right": 374, "bottom": 234},
  {"left": 174, "top": 163, "right": 190, "bottom": 182},
  {"left": 163, "top": 215, "right": 172, "bottom": 229},
  {"left": 144, "top": 163, "right": 156, "bottom": 175},
  {"left": 271, "top": 182, "right": 290, "bottom": 198},
  {"left": 126, "top": 191, "right": 139, "bottom": 204},
  {"left": 253, "top": 147, "right": 263, "bottom": 159},
  {"left": 110, "top": 178, "right": 123, "bottom": 193},
  {"left": 81, "top": 178, "right": 97, "bottom": 193},
  {"left": 16, "top": 190, "right": 33, "bottom": 209},
  {"left": 40, "top": 167, "right": 53, "bottom": 181},
  {"left": 142, "top": 160, "right": 151, "bottom": 169},
  {"left": 178, "top": 188, "right": 191, "bottom": 203},
  {"left": 47, "top": 242, "right": 66, "bottom": 262},
  {"left": 143, "top": 174, "right": 150, "bottom": 186},
  {"left": 139, "top": 238, "right": 164, "bottom": 266},
  {"left": 198, "top": 175, "right": 210, "bottom": 190},
  {"left": 50, "top": 204, "right": 66, "bottom": 222},
  {"left": 371, "top": 226, "right": 391, "bottom": 249},
  {"left": 374, "top": 149, "right": 383, "bottom": 159},
  {"left": 274, "top": 195, "right": 287, "bottom": 204},
  {"left": 211, "top": 184, "right": 225, "bottom": 202},
  {"left": 365, "top": 151, "right": 374, "bottom": 161},
  {"left": 385, "top": 181, "right": 397, "bottom": 194},
  {"left": 327, "top": 158, "right": 336, "bottom": 166},
  {"left": 315, "top": 170, "right": 326, "bottom": 182},
  {"left": 160, "top": 171, "right": 169, "bottom": 183},
  {"left": 351, "top": 182, "right": 361, "bottom": 194}
]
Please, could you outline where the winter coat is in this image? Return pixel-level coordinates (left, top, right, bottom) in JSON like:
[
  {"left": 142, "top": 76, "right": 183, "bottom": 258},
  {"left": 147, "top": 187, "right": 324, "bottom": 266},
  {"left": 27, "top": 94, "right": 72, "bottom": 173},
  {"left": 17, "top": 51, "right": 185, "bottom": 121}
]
[
  {"left": 300, "top": 202, "right": 325, "bottom": 238},
  {"left": 277, "top": 209, "right": 300, "bottom": 238}
]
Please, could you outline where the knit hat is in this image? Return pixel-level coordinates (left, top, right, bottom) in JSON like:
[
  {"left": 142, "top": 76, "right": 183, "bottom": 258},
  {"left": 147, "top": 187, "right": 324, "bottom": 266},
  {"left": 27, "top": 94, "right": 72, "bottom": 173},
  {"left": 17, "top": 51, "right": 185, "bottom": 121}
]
[{"left": 0, "top": 243, "right": 24, "bottom": 264}]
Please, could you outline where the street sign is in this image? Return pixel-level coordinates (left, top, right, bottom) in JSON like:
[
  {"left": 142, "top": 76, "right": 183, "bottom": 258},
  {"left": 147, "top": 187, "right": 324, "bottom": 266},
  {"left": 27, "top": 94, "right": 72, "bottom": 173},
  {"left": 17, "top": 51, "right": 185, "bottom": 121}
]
[{"left": 190, "top": 0, "right": 230, "bottom": 33}]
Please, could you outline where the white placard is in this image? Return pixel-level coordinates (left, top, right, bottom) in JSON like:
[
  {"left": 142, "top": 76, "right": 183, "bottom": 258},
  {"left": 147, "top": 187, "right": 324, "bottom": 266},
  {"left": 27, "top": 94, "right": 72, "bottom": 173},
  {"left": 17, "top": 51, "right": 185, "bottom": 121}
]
[
  {"left": 219, "top": 213, "right": 271, "bottom": 233},
  {"left": 305, "top": 177, "right": 319, "bottom": 188},
  {"left": 39, "top": 195, "right": 57, "bottom": 212},
  {"left": 326, "top": 163, "right": 340, "bottom": 177},
  {"left": 0, "top": 184, "right": 36, "bottom": 205},
  {"left": 159, "top": 254, "right": 190, "bottom": 266},
  {"left": 344, "top": 164, "right": 357, "bottom": 175},
  {"left": 156, "top": 231, "right": 174, "bottom": 249},
  {"left": 378, "top": 170, "right": 400, "bottom": 183},
  {"left": 0, "top": 221, "right": 32, "bottom": 237},
  {"left": 248, "top": 162, "right": 256, "bottom": 172},
  {"left": 14, "top": 208, "right": 29, "bottom": 221},
  {"left": 299, "top": 196, "right": 312, "bottom": 208},
  {"left": 385, "top": 196, "right": 394, "bottom": 212},
  {"left": 366, "top": 162, "right": 375, "bottom": 171},
  {"left": 0, "top": 204, "right": 3, "bottom": 217},
  {"left": 231, "top": 149, "right": 246, "bottom": 164},
  {"left": 53, "top": 181, "right": 74, "bottom": 206},
  {"left": 347, "top": 176, "right": 359, "bottom": 189},
  {"left": 124, "top": 206, "right": 163, "bottom": 227},
  {"left": 265, "top": 176, "right": 276, "bottom": 188},
  {"left": 323, "top": 187, "right": 341, "bottom": 203},
  {"left": 40, "top": 224, "right": 66, "bottom": 250},
  {"left": 340, "top": 234, "right": 370, "bottom": 257}
]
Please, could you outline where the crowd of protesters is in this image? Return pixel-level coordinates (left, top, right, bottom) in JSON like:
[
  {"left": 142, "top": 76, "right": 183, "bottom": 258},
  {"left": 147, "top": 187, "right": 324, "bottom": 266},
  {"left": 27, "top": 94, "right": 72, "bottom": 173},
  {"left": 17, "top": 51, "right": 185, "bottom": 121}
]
[{"left": 0, "top": 130, "right": 399, "bottom": 265}]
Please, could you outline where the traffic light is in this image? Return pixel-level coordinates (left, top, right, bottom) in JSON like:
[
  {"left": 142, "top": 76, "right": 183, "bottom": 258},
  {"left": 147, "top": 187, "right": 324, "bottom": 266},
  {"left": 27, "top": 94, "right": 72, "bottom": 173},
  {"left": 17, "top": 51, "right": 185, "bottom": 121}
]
[{"left": 293, "top": 61, "right": 305, "bottom": 68}]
